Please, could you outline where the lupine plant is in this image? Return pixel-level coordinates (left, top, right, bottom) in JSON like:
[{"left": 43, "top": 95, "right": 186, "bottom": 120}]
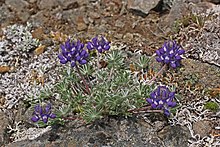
[
  {"left": 31, "top": 103, "right": 56, "bottom": 124},
  {"left": 155, "top": 40, "right": 185, "bottom": 68},
  {"left": 31, "top": 38, "right": 185, "bottom": 125},
  {"left": 58, "top": 39, "right": 89, "bottom": 66},
  {"left": 147, "top": 40, "right": 185, "bottom": 85},
  {"left": 58, "top": 39, "right": 90, "bottom": 94},
  {"left": 146, "top": 86, "right": 176, "bottom": 116}
]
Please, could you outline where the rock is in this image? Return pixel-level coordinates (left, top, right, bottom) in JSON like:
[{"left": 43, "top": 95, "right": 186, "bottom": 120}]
[
  {"left": 77, "top": 22, "right": 87, "bottom": 31},
  {"left": 189, "top": 2, "right": 216, "bottom": 14},
  {"left": 115, "top": 19, "right": 125, "bottom": 28},
  {"left": 76, "top": 16, "right": 87, "bottom": 31},
  {"left": 204, "top": 0, "right": 220, "bottom": 4},
  {"left": 5, "top": 0, "right": 29, "bottom": 12},
  {"left": 34, "top": 45, "right": 46, "bottom": 55},
  {"left": 127, "top": 0, "right": 160, "bottom": 17},
  {"left": 31, "top": 28, "right": 45, "bottom": 40},
  {"left": 0, "top": 111, "right": 9, "bottom": 146},
  {"left": 114, "top": 33, "right": 123, "bottom": 39},
  {"left": 88, "top": 11, "right": 100, "bottom": 19},
  {"left": 0, "top": 4, "right": 14, "bottom": 27},
  {"left": 193, "top": 120, "right": 213, "bottom": 138},
  {"left": 161, "top": 1, "right": 189, "bottom": 28},
  {"left": 0, "top": 66, "right": 10, "bottom": 73},
  {"left": 58, "top": 0, "right": 79, "bottom": 10},
  {"left": 158, "top": 125, "right": 190, "bottom": 147},
  {"left": 28, "top": 0, "right": 37, "bottom": 3},
  {"left": 37, "top": 0, "right": 59, "bottom": 10},
  {"left": 0, "top": 96, "right": 5, "bottom": 106},
  {"left": 29, "top": 11, "right": 49, "bottom": 26},
  {"left": 183, "top": 5, "right": 220, "bottom": 67},
  {"left": 123, "top": 33, "right": 134, "bottom": 41},
  {"left": 17, "top": 11, "right": 30, "bottom": 22},
  {"left": 5, "top": 0, "right": 30, "bottom": 22}
]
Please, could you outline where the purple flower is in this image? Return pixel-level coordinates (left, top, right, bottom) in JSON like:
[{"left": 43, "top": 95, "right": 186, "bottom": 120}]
[
  {"left": 31, "top": 103, "right": 56, "bottom": 123},
  {"left": 86, "top": 36, "right": 110, "bottom": 53},
  {"left": 156, "top": 41, "right": 185, "bottom": 68},
  {"left": 146, "top": 86, "right": 176, "bottom": 116},
  {"left": 58, "top": 39, "right": 89, "bottom": 67}
]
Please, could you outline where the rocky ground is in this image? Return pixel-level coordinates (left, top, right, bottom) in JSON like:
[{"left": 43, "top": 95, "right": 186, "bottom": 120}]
[{"left": 0, "top": 0, "right": 220, "bottom": 146}]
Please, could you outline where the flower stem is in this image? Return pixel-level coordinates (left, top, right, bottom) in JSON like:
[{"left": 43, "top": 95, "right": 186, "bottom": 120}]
[
  {"left": 128, "top": 106, "right": 163, "bottom": 114},
  {"left": 97, "top": 51, "right": 100, "bottom": 68},
  {"left": 75, "top": 65, "right": 90, "bottom": 95},
  {"left": 107, "top": 67, "right": 113, "bottom": 81},
  {"left": 147, "top": 64, "right": 166, "bottom": 85}
]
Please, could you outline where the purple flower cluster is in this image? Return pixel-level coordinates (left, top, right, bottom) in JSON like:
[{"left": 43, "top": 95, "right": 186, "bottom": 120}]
[
  {"left": 58, "top": 39, "right": 89, "bottom": 67},
  {"left": 156, "top": 41, "right": 185, "bottom": 68},
  {"left": 87, "top": 36, "right": 110, "bottom": 53},
  {"left": 146, "top": 86, "right": 176, "bottom": 116},
  {"left": 31, "top": 103, "right": 56, "bottom": 123}
]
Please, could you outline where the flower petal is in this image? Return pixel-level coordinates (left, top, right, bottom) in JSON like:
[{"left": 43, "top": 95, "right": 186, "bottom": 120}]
[
  {"left": 175, "top": 55, "right": 182, "bottom": 60},
  {"left": 42, "top": 115, "right": 48, "bottom": 123},
  {"left": 146, "top": 98, "right": 153, "bottom": 104},
  {"left": 170, "top": 62, "right": 177, "bottom": 68},
  {"left": 49, "top": 113, "right": 56, "bottom": 119},
  {"left": 150, "top": 92, "right": 156, "bottom": 99},
  {"left": 86, "top": 42, "right": 94, "bottom": 50},
  {"left": 104, "top": 44, "right": 110, "bottom": 50},
  {"left": 156, "top": 57, "right": 163, "bottom": 62},
  {"left": 80, "top": 50, "right": 87, "bottom": 56},
  {"left": 178, "top": 49, "right": 185, "bottom": 55},
  {"left": 31, "top": 115, "right": 40, "bottom": 122},
  {"left": 71, "top": 61, "right": 76, "bottom": 67},
  {"left": 169, "top": 92, "right": 175, "bottom": 98},
  {"left": 80, "top": 59, "right": 87, "bottom": 65},
  {"left": 167, "top": 101, "right": 176, "bottom": 107},
  {"left": 151, "top": 103, "right": 157, "bottom": 109},
  {"left": 164, "top": 109, "right": 170, "bottom": 116},
  {"left": 45, "top": 103, "right": 51, "bottom": 113},
  {"left": 58, "top": 54, "right": 68, "bottom": 64},
  {"left": 155, "top": 50, "right": 161, "bottom": 56}
]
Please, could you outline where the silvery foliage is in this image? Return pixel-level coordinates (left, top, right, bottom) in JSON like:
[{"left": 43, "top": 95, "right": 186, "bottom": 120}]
[
  {"left": 0, "top": 22, "right": 39, "bottom": 64},
  {"left": 52, "top": 49, "right": 154, "bottom": 123}
]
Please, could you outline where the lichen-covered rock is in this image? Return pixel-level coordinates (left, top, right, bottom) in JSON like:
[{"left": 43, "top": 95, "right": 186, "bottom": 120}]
[
  {"left": 127, "top": 0, "right": 161, "bottom": 16},
  {"left": 183, "top": 5, "right": 220, "bottom": 67}
]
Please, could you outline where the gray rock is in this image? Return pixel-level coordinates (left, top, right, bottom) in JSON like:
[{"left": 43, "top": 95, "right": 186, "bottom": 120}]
[
  {"left": 5, "top": 0, "right": 29, "bottom": 12},
  {"left": 123, "top": 33, "right": 134, "bottom": 41},
  {"left": 57, "top": 0, "right": 79, "bottom": 10},
  {"left": 115, "top": 19, "right": 125, "bottom": 28},
  {"left": 127, "top": 0, "right": 160, "bottom": 16},
  {"left": 204, "top": 0, "right": 220, "bottom": 4},
  {"left": 37, "top": 0, "right": 59, "bottom": 10},
  {"left": 161, "top": 0, "right": 189, "bottom": 28},
  {"left": 158, "top": 125, "right": 190, "bottom": 147},
  {"left": 29, "top": 11, "right": 49, "bottom": 26},
  {"left": 0, "top": 4, "right": 14, "bottom": 27},
  {"left": 28, "top": 0, "right": 37, "bottom": 3},
  {"left": 0, "top": 111, "right": 9, "bottom": 146},
  {"left": 88, "top": 11, "right": 100, "bottom": 19},
  {"left": 77, "top": 22, "right": 87, "bottom": 31},
  {"left": 17, "top": 11, "right": 30, "bottom": 22},
  {"left": 5, "top": 0, "right": 30, "bottom": 22},
  {"left": 184, "top": 6, "right": 220, "bottom": 67},
  {"left": 193, "top": 120, "right": 213, "bottom": 138}
]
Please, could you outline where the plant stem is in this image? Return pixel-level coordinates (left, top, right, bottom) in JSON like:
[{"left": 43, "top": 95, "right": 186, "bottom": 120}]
[
  {"left": 75, "top": 65, "right": 90, "bottom": 95},
  {"left": 97, "top": 51, "right": 100, "bottom": 68},
  {"left": 147, "top": 64, "right": 166, "bottom": 85},
  {"left": 107, "top": 67, "right": 113, "bottom": 81},
  {"left": 128, "top": 106, "right": 163, "bottom": 114}
]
